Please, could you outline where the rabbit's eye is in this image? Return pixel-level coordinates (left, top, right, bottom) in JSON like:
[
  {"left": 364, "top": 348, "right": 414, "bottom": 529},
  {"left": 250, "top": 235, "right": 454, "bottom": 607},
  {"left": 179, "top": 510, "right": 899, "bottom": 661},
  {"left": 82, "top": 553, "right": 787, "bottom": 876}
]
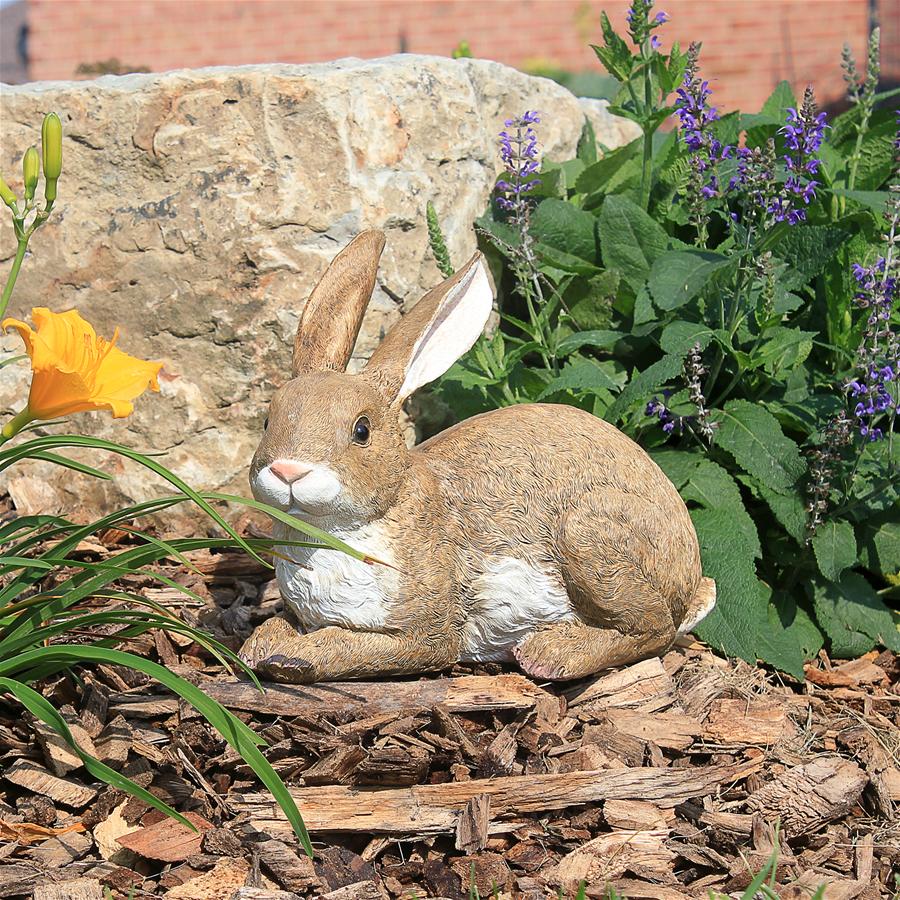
[{"left": 352, "top": 416, "right": 371, "bottom": 445}]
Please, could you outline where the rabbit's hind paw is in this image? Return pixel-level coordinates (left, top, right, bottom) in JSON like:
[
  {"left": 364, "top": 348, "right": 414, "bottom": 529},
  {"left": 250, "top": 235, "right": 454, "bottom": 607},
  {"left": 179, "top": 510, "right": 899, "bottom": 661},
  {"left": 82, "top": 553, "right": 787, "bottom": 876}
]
[{"left": 514, "top": 621, "right": 671, "bottom": 682}]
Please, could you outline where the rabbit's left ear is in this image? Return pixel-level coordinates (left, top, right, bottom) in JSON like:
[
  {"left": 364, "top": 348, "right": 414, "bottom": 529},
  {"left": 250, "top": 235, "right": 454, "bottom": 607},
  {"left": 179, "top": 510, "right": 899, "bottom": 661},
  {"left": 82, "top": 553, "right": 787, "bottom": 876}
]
[{"left": 363, "top": 252, "right": 493, "bottom": 405}]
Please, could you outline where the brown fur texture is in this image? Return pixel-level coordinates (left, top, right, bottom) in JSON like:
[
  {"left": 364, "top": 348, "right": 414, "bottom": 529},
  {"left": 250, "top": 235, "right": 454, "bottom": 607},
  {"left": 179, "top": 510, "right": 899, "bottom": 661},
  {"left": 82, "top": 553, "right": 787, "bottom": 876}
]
[{"left": 240, "top": 231, "right": 715, "bottom": 683}]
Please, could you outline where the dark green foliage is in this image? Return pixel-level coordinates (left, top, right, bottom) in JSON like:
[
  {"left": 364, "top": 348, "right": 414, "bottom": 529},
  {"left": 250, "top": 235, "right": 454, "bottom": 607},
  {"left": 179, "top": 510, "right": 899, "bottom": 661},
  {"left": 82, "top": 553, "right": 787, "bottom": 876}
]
[{"left": 435, "top": 17, "right": 899, "bottom": 675}]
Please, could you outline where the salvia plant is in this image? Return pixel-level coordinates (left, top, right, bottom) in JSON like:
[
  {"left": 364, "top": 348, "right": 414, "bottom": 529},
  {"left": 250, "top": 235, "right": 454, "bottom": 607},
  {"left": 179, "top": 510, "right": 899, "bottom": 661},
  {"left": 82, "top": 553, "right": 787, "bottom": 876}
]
[
  {"left": 432, "top": 4, "right": 900, "bottom": 676},
  {"left": 0, "top": 114, "right": 375, "bottom": 855}
]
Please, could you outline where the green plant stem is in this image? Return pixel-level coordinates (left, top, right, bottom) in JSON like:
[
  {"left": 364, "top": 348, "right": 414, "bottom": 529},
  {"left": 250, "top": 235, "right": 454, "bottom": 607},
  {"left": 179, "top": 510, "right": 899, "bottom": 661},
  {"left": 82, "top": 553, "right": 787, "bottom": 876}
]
[
  {"left": 0, "top": 408, "right": 34, "bottom": 444},
  {"left": 0, "top": 239, "right": 28, "bottom": 320},
  {"left": 846, "top": 110, "right": 871, "bottom": 193},
  {"left": 639, "top": 46, "right": 653, "bottom": 210},
  {"left": 705, "top": 228, "right": 756, "bottom": 400}
]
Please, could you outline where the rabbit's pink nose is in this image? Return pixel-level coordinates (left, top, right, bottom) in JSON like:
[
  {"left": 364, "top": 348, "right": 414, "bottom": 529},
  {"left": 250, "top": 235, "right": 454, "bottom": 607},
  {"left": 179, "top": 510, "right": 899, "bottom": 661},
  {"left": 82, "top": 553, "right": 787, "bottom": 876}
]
[{"left": 270, "top": 460, "right": 313, "bottom": 484}]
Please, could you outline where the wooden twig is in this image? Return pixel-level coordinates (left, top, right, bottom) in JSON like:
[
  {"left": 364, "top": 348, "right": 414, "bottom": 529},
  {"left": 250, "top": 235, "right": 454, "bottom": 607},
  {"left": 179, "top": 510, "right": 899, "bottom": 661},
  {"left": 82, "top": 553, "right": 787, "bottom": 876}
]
[
  {"left": 231, "top": 758, "right": 762, "bottom": 836},
  {"left": 107, "top": 673, "right": 546, "bottom": 719}
]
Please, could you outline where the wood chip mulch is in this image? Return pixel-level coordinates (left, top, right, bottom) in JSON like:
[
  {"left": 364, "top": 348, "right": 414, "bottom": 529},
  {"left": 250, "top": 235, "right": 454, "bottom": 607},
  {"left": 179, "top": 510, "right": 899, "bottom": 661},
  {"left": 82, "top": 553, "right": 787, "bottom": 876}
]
[{"left": 0, "top": 532, "right": 898, "bottom": 900}]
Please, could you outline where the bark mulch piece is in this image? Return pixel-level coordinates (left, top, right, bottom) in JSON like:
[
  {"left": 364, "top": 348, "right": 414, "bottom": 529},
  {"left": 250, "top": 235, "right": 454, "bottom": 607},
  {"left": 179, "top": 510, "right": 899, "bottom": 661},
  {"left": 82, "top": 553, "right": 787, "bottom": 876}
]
[{"left": 1, "top": 534, "right": 898, "bottom": 898}]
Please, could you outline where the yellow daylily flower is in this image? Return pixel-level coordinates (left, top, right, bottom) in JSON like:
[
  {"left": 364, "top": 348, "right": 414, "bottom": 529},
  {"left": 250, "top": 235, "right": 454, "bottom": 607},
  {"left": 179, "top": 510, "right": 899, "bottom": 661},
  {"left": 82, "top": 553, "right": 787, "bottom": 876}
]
[{"left": 2, "top": 307, "right": 162, "bottom": 422}]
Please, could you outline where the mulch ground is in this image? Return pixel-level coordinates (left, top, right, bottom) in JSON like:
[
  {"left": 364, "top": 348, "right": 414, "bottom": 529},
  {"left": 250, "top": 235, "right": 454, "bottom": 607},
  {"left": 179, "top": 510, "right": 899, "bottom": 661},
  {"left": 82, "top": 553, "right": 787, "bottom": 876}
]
[{"left": 0, "top": 530, "right": 898, "bottom": 900}]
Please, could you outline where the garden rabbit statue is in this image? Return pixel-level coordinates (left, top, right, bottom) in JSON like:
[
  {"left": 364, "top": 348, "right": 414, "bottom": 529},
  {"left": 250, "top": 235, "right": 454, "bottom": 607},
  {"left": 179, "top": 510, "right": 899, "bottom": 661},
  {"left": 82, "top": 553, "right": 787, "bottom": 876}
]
[{"left": 239, "top": 230, "right": 716, "bottom": 683}]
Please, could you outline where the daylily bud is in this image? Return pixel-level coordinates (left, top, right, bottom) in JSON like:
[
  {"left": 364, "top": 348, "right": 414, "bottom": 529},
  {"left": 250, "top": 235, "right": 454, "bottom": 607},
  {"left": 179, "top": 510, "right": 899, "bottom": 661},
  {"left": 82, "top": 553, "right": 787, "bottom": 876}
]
[
  {"left": 41, "top": 113, "right": 62, "bottom": 179},
  {"left": 0, "top": 175, "right": 16, "bottom": 209},
  {"left": 41, "top": 113, "right": 62, "bottom": 202},
  {"left": 22, "top": 147, "right": 39, "bottom": 201}
]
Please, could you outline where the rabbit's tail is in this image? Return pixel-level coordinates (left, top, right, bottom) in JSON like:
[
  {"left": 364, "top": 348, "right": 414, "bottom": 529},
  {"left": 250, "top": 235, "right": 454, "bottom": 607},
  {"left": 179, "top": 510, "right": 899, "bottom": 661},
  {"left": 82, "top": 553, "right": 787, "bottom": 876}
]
[{"left": 677, "top": 577, "right": 716, "bottom": 636}]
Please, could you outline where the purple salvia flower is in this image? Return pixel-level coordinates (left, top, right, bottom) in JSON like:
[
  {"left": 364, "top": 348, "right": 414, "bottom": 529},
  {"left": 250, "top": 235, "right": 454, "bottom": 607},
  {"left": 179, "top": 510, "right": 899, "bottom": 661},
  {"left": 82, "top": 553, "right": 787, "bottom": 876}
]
[
  {"left": 645, "top": 349, "right": 716, "bottom": 442},
  {"left": 766, "top": 87, "right": 827, "bottom": 226},
  {"left": 846, "top": 253, "right": 899, "bottom": 441},
  {"left": 646, "top": 394, "right": 677, "bottom": 435},
  {"left": 626, "top": 0, "right": 667, "bottom": 47},
  {"left": 675, "top": 43, "right": 732, "bottom": 241},
  {"left": 496, "top": 111, "right": 542, "bottom": 215}
]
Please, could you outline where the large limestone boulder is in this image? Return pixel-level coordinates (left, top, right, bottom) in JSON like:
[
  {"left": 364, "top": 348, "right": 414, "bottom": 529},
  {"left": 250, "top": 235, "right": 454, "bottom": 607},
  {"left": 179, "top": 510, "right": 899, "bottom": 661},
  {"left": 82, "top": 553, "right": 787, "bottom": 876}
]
[{"left": 0, "top": 55, "right": 637, "bottom": 526}]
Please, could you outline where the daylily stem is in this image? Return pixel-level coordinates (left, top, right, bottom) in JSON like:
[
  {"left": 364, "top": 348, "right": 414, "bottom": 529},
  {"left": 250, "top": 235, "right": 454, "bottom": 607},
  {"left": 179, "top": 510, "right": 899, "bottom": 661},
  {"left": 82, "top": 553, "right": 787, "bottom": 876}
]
[
  {"left": 0, "top": 238, "right": 28, "bottom": 320},
  {"left": 0, "top": 407, "right": 35, "bottom": 444}
]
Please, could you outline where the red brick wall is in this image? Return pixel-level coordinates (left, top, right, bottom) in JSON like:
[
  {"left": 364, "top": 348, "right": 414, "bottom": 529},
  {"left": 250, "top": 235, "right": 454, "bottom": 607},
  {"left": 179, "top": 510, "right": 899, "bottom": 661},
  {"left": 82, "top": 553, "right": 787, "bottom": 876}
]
[{"left": 22, "top": 0, "right": 897, "bottom": 115}]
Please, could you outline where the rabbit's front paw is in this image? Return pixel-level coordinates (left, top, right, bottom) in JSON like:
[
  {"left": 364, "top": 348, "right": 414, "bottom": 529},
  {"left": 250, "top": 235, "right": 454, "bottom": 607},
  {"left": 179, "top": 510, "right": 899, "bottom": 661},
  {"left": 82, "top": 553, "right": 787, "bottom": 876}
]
[
  {"left": 254, "top": 653, "right": 319, "bottom": 684},
  {"left": 239, "top": 616, "right": 317, "bottom": 681}
]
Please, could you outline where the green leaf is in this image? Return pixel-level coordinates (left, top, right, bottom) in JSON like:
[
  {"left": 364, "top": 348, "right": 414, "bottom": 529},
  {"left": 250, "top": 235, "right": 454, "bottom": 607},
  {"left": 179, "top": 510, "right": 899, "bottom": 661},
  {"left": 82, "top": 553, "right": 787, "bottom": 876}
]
[
  {"left": 750, "top": 327, "right": 815, "bottom": 375},
  {"left": 811, "top": 520, "right": 858, "bottom": 582},
  {"left": 604, "top": 353, "right": 684, "bottom": 424},
  {"left": 812, "top": 572, "right": 900, "bottom": 658},
  {"left": 828, "top": 189, "right": 890, "bottom": 215},
  {"left": 555, "top": 329, "right": 621, "bottom": 356},
  {"left": 713, "top": 400, "right": 806, "bottom": 493},
  {"left": 742, "top": 81, "right": 795, "bottom": 147},
  {"left": 531, "top": 198, "right": 598, "bottom": 263},
  {"left": 648, "top": 250, "right": 730, "bottom": 311},
  {"left": 761, "top": 80, "right": 796, "bottom": 119},
  {"left": 756, "top": 607, "right": 810, "bottom": 680},
  {"left": 632, "top": 285, "right": 654, "bottom": 326},
  {"left": 860, "top": 520, "right": 900, "bottom": 577},
  {"left": 0, "top": 434, "right": 267, "bottom": 567},
  {"left": 829, "top": 86, "right": 900, "bottom": 146},
  {"left": 26, "top": 451, "right": 114, "bottom": 480},
  {"left": 577, "top": 116, "right": 598, "bottom": 166},
  {"left": 771, "top": 593, "right": 824, "bottom": 669},
  {"left": 850, "top": 115, "right": 899, "bottom": 190},
  {"left": 690, "top": 506, "right": 766, "bottom": 663},
  {"left": 598, "top": 194, "right": 669, "bottom": 291},
  {"left": 531, "top": 162, "right": 566, "bottom": 200},
  {"left": 592, "top": 13, "right": 634, "bottom": 82},
  {"left": 535, "top": 359, "right": 620, "bottom": 400},
  {"left": 576, "top": 138, "right": 640, "bottom": 194},
  {"left": 776, "top": 224, "right": 852, "bottom": 284},
  {"left": 535, "top": 243, "right": 602, "bottom": 276},
  {"left": 659, "top": 321, "right": 717, "bottom": 355},
  {"left": 744, "top": 477, "right": 808, "bottom": 545}
]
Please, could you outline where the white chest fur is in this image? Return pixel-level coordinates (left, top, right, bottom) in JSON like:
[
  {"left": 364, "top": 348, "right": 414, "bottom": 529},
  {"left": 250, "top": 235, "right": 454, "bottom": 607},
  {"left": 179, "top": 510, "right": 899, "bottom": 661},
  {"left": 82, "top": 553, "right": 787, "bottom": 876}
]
[
  {"left": 462, "top": 556, "right": 575, "bottom": 662},
  {"left": 274, "top": 520, "right": 397, "bottom": 632}
]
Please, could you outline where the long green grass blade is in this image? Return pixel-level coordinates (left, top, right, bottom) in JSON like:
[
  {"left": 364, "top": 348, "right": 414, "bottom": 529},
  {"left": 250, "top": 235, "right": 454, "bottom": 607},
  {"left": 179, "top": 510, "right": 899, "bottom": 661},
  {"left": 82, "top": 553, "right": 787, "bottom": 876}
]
[
  {"left": 27, "top": 451, "right": 113, "bottom": 480},
  {"left": 205, "top": 492, "right": 380, "bottom": 564},
  {"left": 0, "top": 645, "right": 311, "bottom": 854},
  {"left": 0, "top": 495, "right": 191, "bottom": 604},
  {"left": 0, "top": 676, "right": 193, "bottom": 829},
  {"left": 0, "top": 514, "right": 69, "bottom": 543},
  {"left": 0, "top": 435, "right": 266, "bottom": 565}
]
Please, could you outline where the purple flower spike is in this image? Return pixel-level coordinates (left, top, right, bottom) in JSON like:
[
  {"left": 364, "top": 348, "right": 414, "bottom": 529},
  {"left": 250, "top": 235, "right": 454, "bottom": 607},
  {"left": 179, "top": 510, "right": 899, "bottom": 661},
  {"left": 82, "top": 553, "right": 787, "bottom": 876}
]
[
  {"left": 772, "top": 86, "right": 827, "bottom": 225},
  {"left": 845, "top": 253, "right": 898, "bottom": 442},
  {"left": 626, "top": 0, "right": 668, "bottom": 47},
  {"left": 495, "top": 111, "right": 542, "bottom": 219},
  {"left": 675, "top": 43, "right": 732, "bottom": 237}
]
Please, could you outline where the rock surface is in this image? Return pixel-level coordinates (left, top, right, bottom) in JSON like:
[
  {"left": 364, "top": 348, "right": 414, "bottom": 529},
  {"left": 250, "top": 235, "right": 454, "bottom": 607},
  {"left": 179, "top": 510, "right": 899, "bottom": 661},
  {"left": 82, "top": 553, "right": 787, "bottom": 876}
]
[{"left": 0, "top": 55, "right": 638, "bottom": 524}]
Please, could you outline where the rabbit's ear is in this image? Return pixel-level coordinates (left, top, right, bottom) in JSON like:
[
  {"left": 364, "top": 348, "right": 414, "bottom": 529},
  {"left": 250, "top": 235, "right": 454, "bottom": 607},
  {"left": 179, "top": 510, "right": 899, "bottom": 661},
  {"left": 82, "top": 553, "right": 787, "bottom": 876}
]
[
  {"left": 292, "top": 230, "right": 386, "bottom": 375},
  {"left": 364, "top": 251, "right": 493, "bottom": 405}
]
